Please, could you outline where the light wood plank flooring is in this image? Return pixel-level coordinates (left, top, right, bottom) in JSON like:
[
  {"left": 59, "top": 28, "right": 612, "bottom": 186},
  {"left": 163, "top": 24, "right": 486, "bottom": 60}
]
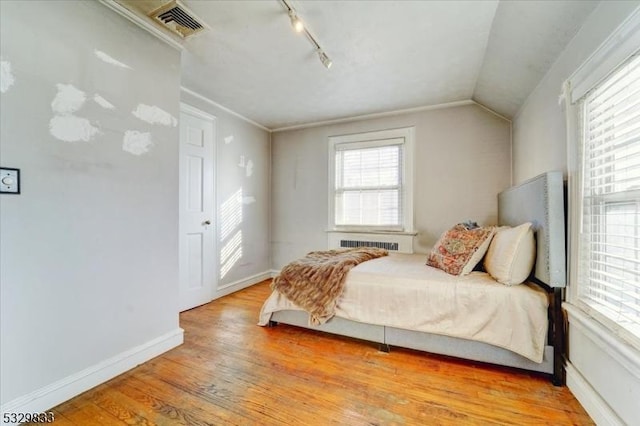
[{"left": 47, "top": 280, "right": 593, "bottom": 425}]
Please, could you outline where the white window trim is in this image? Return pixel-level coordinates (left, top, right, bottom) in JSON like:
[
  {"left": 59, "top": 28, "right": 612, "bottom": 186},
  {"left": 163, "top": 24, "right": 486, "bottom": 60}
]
[
  {"left": 328, "top": 127, "right": 415, "bottom": 233},
  {"left": 569, "top": 7, "right": 640, "bottom": 103},
  {"left": 563, "top": 6, "right": 640, "bottom": 351}
]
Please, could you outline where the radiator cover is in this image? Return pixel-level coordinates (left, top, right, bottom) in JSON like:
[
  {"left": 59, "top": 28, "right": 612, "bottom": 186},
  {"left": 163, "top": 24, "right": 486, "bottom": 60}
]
[{"left": 327, "top": 231, "right": 414, "bottom": 253}]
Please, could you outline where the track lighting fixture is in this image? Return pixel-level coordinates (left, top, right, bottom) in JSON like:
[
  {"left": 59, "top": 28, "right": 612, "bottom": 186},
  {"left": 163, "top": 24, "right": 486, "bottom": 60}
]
[
  {"left": 288, "top": 10, "right": 304, "bottom": 33},
  {"left": 318, "top": 49, "right": 332, "bottom": 69},
  {"left": 280, "top": 0, "right": 332, "bottom": 70}
]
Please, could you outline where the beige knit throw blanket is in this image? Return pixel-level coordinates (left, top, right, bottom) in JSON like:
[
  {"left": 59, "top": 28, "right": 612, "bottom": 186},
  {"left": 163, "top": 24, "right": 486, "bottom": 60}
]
[{"left": 272, "top": 247, "right": 388, "bottom": 325}]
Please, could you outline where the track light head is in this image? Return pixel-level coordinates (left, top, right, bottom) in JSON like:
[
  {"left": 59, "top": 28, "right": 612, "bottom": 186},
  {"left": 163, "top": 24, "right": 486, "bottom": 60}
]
[
  {"left": 318, "top": 50, "right": 332, "bottom": 69},
  {"left": 281, "top": 0, "right": 332, "bottom": 70},
  {"left": 288, "top": 10, "right": 304, "bottom": 32}
]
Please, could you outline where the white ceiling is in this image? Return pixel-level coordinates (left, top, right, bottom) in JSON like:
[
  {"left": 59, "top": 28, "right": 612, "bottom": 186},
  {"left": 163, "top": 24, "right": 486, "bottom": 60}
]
[{"left": 178, "top": 0, "right": 599, "bottom": 130}]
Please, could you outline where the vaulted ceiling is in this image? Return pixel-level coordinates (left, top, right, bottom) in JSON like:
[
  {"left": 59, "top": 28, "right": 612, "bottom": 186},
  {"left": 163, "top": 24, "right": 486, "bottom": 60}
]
[{"left": 177, "top": 0, "right": 599, "bottom": 130}]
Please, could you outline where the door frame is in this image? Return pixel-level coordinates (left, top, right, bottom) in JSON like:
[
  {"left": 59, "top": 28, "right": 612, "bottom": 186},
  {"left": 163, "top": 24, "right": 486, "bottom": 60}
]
[{"left": 179, "top": 102, "right": 217, "bottom": 311}]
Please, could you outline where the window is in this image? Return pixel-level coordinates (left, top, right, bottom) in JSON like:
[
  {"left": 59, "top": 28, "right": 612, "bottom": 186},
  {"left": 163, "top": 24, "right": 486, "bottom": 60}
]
[
  {"left": 329, "top": 128, "right": 414, "bottom": 232},
  {"left": 335, "top": 141, "right": 402, "bottom": 228},
  {"left": 576, "top": 53, "right": 640, "bottom": 341}
]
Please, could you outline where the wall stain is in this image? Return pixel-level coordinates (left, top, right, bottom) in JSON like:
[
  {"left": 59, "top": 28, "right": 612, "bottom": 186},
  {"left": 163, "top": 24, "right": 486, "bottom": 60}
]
[{"left": 0, "top": 57, "right": 15, "bottom": 93}]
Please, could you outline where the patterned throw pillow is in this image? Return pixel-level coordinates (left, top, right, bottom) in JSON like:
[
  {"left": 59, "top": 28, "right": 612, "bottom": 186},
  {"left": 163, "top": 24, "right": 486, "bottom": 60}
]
[{"left": 426, "top": 224, "right": 496, "bottom": 276}]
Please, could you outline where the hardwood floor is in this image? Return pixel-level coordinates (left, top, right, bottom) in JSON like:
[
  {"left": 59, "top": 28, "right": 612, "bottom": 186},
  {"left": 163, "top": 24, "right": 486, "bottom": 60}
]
[{"left": 47, "top": 280, "right": 593, "bottom": 425}]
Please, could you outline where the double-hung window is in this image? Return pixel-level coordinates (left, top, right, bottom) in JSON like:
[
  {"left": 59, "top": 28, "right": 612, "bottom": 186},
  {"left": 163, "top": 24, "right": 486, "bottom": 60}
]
[
  {"left": 329, "top": 127, "right": 414, "bottom": 232},
  {"left": 573, "top": 52, "right": 640, "bottom": 343}
]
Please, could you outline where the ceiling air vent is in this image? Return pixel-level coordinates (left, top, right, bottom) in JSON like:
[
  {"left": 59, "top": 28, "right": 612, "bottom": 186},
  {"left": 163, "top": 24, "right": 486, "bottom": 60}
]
[
  {"left": 108, "top": 0, "right": 208, "bottom": 40},
  {"left": 149, "top": 0, "right": 206, "bottom": 38},
  {"left": 156, "top": 7, "right": 201, "bottom": 32}
]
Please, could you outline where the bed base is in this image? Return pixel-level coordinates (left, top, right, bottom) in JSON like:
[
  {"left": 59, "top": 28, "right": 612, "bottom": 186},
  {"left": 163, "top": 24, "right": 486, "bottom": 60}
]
[{"left": 269, "top": 292, "right": 564, "bottom": 386}]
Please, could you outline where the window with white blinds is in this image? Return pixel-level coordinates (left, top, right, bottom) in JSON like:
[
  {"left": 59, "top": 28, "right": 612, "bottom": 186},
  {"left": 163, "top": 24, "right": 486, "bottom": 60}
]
[
  {"left": 335, "top": 140, "right": 403, "bottom": 228},
  {"left": 577, "top": 52, "right": 640, "bottom": 339},
  {"left": 329, "top": 128, "right": 414, "bottom": 231}
]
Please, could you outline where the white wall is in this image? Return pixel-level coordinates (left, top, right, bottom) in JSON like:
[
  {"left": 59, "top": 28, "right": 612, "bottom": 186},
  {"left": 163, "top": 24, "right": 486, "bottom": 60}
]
[
  {"left": 0, "top": 0, "right": 182, "bottom": 413},
  {"left": 512, "top": 2, "right": 640, "bottom": 424},
  {"left": 271, "top": 104, "right": 511, "bottom": 270},
  {"left": 180, "top": 90, "right": 271, "bottom": 295},
  {"left": 513, "top": 1, "right": 640, "bottom": 185}
]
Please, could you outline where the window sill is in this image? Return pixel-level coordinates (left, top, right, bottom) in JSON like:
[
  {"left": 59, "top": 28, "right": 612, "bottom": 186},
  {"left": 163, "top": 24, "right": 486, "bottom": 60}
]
[
  {"left": 563, "top": 302, "right": 640, "bottom": 378},
  {"left": 327, "top": 229, "right": 418, "bottom": 236}
]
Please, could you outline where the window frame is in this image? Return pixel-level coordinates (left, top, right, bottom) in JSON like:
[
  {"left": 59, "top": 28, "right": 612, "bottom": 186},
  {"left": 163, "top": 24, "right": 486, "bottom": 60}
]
[
  {"left": 578, "top": 77, "right": 640, "bottom": 338},
  {"left": 328, "top": 127, "right": 415, "bottom": 233},
  {"left": 565, "top": 12, "right": 640, "bottom": 350}
]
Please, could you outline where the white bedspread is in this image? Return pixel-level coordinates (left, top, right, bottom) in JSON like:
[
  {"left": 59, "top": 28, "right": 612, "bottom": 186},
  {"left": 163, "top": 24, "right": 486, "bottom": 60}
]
[{"left": 259, "top": 253, "right": 549, "bottom": 362}]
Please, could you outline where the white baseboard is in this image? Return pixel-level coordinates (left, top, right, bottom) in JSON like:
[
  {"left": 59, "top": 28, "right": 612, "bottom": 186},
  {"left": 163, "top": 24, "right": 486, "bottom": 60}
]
[
  {"left": 270, "top": 269, "right": 280, "bottom": 278},
  {"left": 0, "top": 328, "right": 184, "bottom": 423},
  {"left": 566, "top": 361, "right": 623, "bottom": 426},
  {"left": 214, "top": 270, "right": 272, "bottom": 299}
]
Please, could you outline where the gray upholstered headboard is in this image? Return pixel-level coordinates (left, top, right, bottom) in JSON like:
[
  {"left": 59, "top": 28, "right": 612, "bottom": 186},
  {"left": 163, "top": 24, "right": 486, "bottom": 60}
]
[{"left": 497, "top": 171, "right": 566, "bottom": 288}]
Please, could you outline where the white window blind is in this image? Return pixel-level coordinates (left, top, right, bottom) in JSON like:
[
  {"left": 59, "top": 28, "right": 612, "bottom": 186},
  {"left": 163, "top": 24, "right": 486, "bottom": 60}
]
[
  {"left": 334, "top": 139, "right": 404, "bottom": 229},
  {"left": 578, "top": 52, "right": 640, "bottom": 339}
]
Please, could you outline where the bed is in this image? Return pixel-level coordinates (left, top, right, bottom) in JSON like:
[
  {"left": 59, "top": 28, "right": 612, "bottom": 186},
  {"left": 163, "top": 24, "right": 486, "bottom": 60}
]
[{"left": 259, "top": 171, "right": 566, "bottom": 385}]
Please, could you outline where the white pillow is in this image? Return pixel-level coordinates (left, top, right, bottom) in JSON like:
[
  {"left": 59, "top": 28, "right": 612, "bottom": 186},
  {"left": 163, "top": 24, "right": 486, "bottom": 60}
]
[{"left": 484, "top": 222, "right": 535, "bottom": 285}]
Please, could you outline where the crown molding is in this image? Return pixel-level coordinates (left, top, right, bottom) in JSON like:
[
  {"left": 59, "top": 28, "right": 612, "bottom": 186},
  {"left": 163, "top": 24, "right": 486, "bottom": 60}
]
[
  {"left": 470, "top": 100, "right": 512, "bottom": 122},
  {"left": 180, "top": 87, "right": 271, "bottom": 132},
  {"left": 272, "top": 100, "right": 481, "bottom": 132}
]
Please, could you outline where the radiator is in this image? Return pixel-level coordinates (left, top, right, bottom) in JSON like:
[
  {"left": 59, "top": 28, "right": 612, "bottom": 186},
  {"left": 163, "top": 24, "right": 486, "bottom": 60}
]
[
  {"left": 327, "top": 232, "right": 414, "bottom": 253},
  {"left": 339, "top": 240, "right": 399, "bottom": 251}
]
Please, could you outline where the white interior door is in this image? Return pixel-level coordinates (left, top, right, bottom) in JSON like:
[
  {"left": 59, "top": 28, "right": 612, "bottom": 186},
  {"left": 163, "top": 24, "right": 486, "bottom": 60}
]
[{"left": 179, "top": 104, "right": 216, "bottom": 312}]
